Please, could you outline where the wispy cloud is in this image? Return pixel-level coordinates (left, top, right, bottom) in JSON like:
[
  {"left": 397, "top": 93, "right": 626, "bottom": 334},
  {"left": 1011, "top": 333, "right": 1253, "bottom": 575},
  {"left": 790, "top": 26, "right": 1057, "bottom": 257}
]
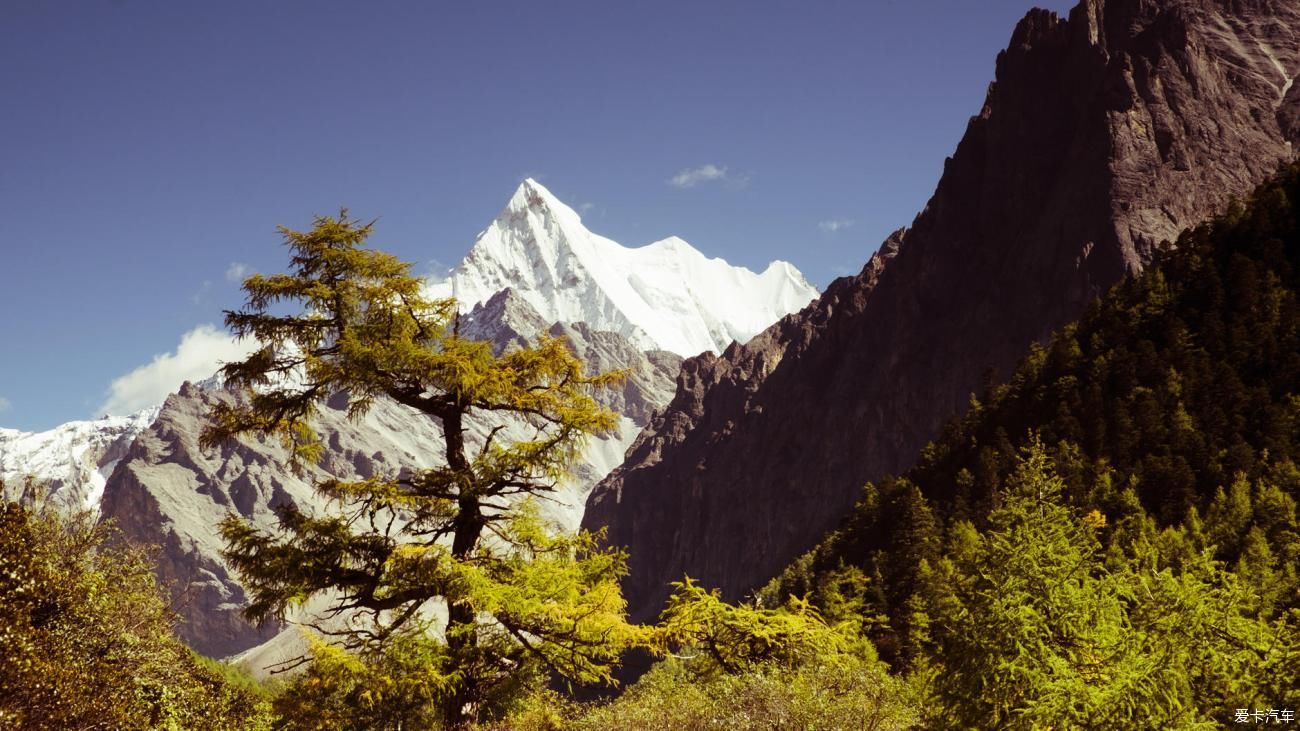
[
  {"left": 190, "top": 280, "right": 212, "bottom": 305},
  {"left": 669, "top": 164, "right": 748, "bottom": 189},
  {"left": 97, "top": 325, "right": 259, "bottom": 416},
  {"left": 578, "top": 202, "right": 596, "bottom": 215},
  {"left": 422, "top": 259, "right": 452, "bottom": 287},
  {"left": 818, "top": 218, "right": 856, "bottom": 233},
  {"left": 225, "top": 262, "right": 251, "bottom": 284},
  {"left": 0, "top": 396, "right": 11, "bottom": 413}
]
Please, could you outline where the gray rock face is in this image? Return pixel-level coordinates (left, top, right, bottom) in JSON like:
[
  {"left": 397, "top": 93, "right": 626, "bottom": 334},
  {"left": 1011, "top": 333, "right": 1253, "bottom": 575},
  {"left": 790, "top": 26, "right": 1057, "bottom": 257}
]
[
  {"left": 460, "top": 289, "right": 683, "bottom": 427},
  {"left": 547, "top": 320, "right": 682, "bottom": 426},
  {"left": 459, "top": 288, "right": 551, "bottom": 353},
  {"left": 100, "top": 297, "right": 680, "bottom": 658},
  {"left": 101, "top": 381, "right": 449, "bottom": 656},
  {"left": 583, "top": 0, "right": 1300, "bottom": 623}
]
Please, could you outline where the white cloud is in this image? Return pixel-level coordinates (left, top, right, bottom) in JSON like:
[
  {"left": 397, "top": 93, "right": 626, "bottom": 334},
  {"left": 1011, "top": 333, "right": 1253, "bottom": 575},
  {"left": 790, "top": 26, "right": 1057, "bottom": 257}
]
[
  {"left": 225, "top": 262, "right": 251, "bottom": 284},
  {"left": 669, "top": 164, "right": 744, "bottom": 189},
  {"left": 97, "top": 325, "right": 259, "bottom": 416},
  {"left": 818, "top": 218, "right": 856, "bottom": 233},
  {"left": 0, "top": 396, "right": 10, "bottom": 413}
]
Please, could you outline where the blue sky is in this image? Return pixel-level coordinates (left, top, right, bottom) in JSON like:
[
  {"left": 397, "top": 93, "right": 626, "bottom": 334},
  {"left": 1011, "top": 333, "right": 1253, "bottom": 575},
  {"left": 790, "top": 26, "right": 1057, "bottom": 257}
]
[{"left": 0, "top": 0, "right": 1074, "bottom": 431}]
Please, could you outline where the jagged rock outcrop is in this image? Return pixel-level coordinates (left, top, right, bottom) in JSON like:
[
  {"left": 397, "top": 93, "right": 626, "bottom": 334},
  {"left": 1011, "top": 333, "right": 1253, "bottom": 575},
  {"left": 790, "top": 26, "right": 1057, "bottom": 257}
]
[
  {"left": 461, "top": 290, "right": 683, "bottom": 427},
  {"left": 100, "top": 298, "right": 680, "bottom": 658},
  {"left": 584, "top": 0, "right": 1300, "bottom": 622},
  {"left": 102, "top": 381, "right": 449, "bottom": 656}
]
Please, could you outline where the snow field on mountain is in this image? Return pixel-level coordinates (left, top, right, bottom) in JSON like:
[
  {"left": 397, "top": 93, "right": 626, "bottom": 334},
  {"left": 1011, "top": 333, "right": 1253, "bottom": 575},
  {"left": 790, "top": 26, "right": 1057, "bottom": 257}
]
[{"left": 0, "top": 407, "right": 159, "bottom": 510}]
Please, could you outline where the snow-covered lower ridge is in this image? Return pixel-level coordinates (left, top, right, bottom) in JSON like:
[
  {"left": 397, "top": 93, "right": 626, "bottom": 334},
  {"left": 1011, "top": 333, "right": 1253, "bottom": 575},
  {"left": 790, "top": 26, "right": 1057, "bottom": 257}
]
[
  {"left": 428, "top": 178, "right": 820, "bottom": 357},
  {"left": 0, "top": 407, "right": 159, "bottom": 511}
]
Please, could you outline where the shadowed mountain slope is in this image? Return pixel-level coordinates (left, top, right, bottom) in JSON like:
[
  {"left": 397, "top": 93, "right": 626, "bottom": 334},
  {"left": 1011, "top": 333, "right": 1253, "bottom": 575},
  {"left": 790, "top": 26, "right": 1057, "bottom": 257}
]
[{"left": 584, "top": 0, "right": 1300, "bottom": 621}]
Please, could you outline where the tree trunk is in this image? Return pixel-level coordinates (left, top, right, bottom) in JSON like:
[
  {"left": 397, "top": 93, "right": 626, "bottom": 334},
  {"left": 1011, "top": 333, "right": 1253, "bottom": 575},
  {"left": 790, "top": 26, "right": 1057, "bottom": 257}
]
[{"left": 443, "top": 407, "right": 485, "bottom": 728}]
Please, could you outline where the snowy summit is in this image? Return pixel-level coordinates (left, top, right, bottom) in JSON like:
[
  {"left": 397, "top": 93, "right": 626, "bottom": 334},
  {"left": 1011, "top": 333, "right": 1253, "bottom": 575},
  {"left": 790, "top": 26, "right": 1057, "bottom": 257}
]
[
  {"left": 430, "top": 179, "right": 819, "bottom": 357},
  {"left": 0, "top": 406, "right": 160, "bottom": 511}
]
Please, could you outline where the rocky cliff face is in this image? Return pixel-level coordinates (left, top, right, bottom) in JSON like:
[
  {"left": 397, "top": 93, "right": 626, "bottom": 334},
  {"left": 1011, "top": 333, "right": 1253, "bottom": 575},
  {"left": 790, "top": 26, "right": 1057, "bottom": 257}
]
[
  {"left": 584, "top": 0, "right": 1300, "bottom": 622},
  {"left": 100, "top": 295, "right": 682, "bottom": 658}
]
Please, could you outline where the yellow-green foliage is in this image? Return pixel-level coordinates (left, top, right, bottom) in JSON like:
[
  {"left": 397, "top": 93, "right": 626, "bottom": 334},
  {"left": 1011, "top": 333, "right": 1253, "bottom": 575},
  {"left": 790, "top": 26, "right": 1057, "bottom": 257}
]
[
  {"left": 917, "top": 442, "right": 1283, "bottom": 729},
  {"left": 0, "top": 495, "right": 271, "bottom": 730},
  {"left": 202, "top": 212, "right": 640, "bottom": 727},
  {"left": 489, "top": 657, "right": 917, "bottom": 731},
  {"left": 759, "top": 164, "right": 1300, "bottom": 728},
  {"left": 484, "top": 575, "right": 919, "bottom": 730},
  {"left": 192, "top": 652, "right": 282, "bottom": 701},
  {"left": 652, "top": 577, "right": 869, "bottom": 676},
  {"left": 273, "top": 633, "right": 450, "bottom": 730}
]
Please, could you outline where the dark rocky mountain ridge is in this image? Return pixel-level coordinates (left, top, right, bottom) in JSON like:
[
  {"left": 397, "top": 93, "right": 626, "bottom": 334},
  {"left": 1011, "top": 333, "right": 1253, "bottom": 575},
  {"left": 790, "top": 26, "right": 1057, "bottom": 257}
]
[{"left": 583, "top": 0, "right": 1300, "bottom": 622}]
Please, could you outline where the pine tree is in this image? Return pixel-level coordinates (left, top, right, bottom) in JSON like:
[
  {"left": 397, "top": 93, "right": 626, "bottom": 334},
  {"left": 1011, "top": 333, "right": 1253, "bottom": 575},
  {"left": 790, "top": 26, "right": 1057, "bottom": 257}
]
[{"left": 201, "top": 212, "right": 640, "bottom": 728}]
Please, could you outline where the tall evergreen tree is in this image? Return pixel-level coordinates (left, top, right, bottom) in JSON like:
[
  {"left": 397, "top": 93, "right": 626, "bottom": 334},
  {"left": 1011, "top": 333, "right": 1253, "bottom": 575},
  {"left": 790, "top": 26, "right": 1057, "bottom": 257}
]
[{"left": 201, "top": 212, "right": 640, "bottom": 727}]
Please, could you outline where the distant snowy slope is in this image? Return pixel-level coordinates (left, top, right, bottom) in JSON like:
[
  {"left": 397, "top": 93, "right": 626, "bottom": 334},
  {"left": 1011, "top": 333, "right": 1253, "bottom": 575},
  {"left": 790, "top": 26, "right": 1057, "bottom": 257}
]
[
  {"left": 429, "top": 179, "right": 819, "bottom": 357},
  {"left": 0, "top": 407, "right": 159, "bottom": 511}
]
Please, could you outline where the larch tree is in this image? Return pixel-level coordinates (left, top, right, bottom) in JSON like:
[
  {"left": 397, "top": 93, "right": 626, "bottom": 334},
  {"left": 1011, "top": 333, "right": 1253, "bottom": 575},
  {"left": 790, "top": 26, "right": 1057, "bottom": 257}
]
[
  {"left": 200, "top": 211, "right": 640, "bottom": 728},
  {"left": 921, "top": 440, "right": 1277, "bottom": 729}
]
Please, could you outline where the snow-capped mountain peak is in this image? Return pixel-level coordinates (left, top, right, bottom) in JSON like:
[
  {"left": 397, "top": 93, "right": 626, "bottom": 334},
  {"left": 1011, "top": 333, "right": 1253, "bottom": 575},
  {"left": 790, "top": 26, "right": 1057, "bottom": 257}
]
[
  {"left": 0, "top": 406, "right": 160, "bottom": 511},
  {"left": 431, "top": 178, "right": 819, "bottom": 357},
  {"left": 505, "top": 177, "right": 569, "bottom": 219}
]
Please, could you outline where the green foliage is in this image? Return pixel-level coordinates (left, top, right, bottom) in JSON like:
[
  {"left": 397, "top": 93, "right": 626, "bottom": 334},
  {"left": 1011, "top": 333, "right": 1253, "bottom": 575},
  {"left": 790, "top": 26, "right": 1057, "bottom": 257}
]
[
  {"left": 475, "top": 688, "right": 579, "bottom": 731},
  {"left": 202, "top": 212, "right": 640, "bottom": 727},
  {"left": 476, "top": 573, "right": 919, "bottom": 729},
  {"left": 905, "top": 168, "right": 1300, "bottom": 527},
  {"left": 1260, "top": 609, "right": 1300, "bottom": 710},
  {"left": 0, "top": 493, "right": 271, "bottom": 730},
  {"left": 759, "top": 162, "right": 1300, "bottom": 726},
  {"left": 192, "top": 652, "right": 281, "bottom": 701},
  {"left": 773, "top": 162, "right": 1300, "bottom": 657},
  {"left": 272, "top": 633, "right": 450, "bottom": 730},
  {"left": 652, "top": 577, "right": 867, "bottom": 677},
  {"left": 561, "top": 656, "right": 917, "bottom": 731},
  {"left": 919, "top": 443, "right": 1276, "bottom": 729}
]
